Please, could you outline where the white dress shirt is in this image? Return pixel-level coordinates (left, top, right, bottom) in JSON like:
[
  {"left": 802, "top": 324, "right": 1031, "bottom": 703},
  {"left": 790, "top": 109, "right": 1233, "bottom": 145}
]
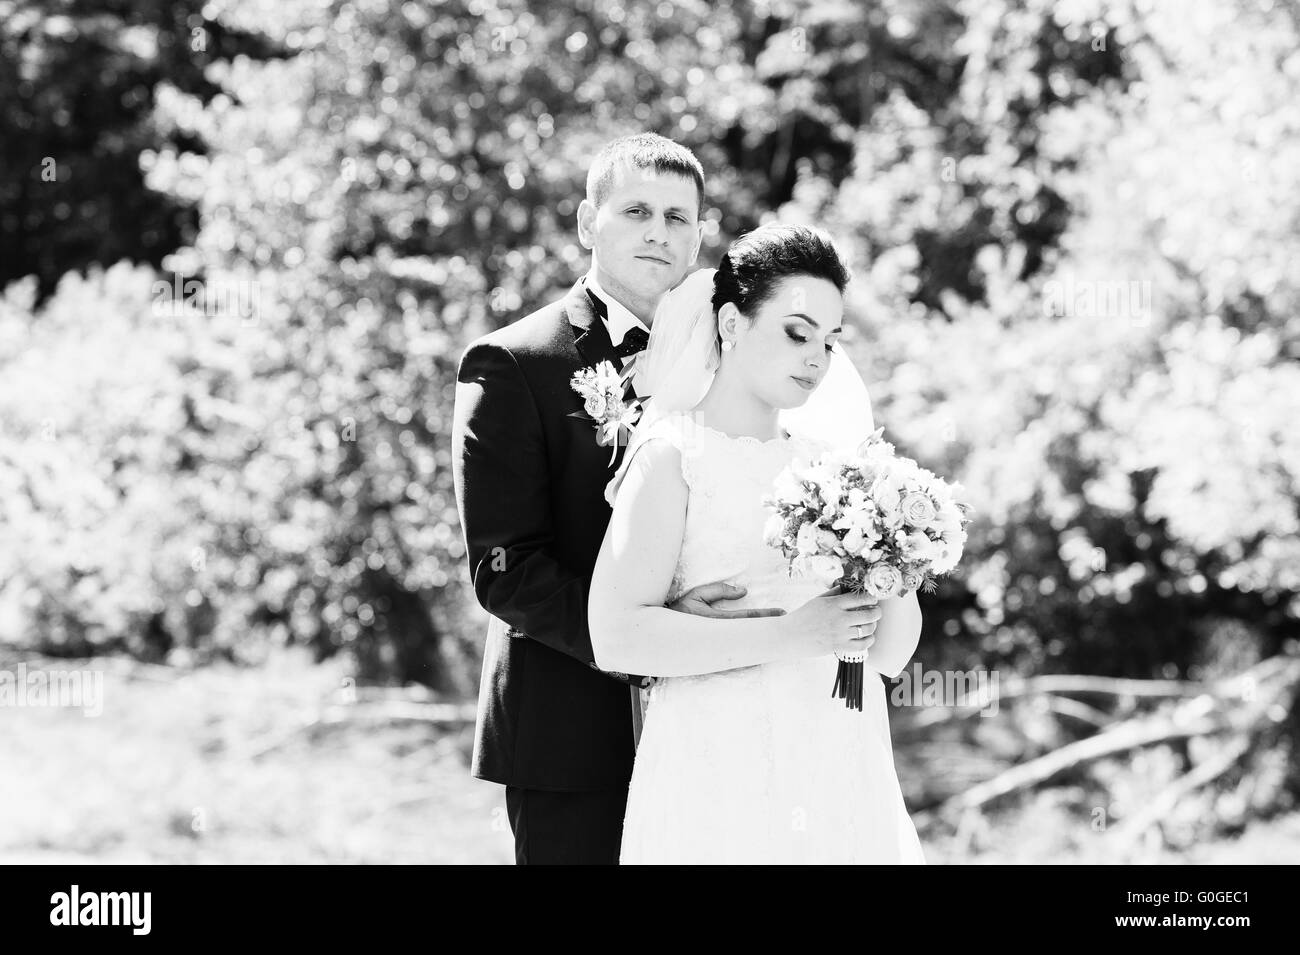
[{"left": 585, "top": 270, "right": 650, "bottom": 366}]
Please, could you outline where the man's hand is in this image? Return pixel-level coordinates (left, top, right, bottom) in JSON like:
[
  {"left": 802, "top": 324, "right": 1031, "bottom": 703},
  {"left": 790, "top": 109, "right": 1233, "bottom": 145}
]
[
  {"left": 626, "top": 583, "right": 782, "bottom": 690},
  {"left": 668, "top": 580, "right": 786, "bottom": 619}
]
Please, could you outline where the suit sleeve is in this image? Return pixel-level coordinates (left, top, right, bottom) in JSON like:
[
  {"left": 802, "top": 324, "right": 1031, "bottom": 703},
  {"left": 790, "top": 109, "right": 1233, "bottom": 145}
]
[{"left": 452, "top": 338, "right": 648, "bottom": 685}]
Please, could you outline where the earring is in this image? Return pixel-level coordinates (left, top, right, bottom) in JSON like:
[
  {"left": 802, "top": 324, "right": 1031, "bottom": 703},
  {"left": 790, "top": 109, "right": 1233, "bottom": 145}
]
[{"left": 721, "top": 340, "right": 733, "bottom": 352}]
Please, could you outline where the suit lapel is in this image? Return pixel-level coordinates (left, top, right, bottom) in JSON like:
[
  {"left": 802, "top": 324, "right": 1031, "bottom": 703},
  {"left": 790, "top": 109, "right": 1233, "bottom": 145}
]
[{"left": 566, "top": 279, "right": 642, "bottom": 401}]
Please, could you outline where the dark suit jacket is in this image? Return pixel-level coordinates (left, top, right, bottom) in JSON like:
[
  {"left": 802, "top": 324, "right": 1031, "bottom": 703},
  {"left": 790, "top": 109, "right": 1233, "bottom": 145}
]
[{"left": 452, "top": 278, "right": 647, "bottom": 791}]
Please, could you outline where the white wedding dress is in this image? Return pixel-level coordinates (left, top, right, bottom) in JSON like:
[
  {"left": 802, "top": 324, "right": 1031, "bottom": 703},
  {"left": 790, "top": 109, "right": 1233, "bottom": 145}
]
[{"left": 618, "top": 412, "right": 926, "bottom": 865}]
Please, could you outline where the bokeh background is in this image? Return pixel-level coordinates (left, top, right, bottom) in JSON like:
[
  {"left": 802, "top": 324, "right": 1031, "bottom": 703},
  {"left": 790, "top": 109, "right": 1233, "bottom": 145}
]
[{"left": 2, "top": 0, "right": 1298, "bottom": 863}]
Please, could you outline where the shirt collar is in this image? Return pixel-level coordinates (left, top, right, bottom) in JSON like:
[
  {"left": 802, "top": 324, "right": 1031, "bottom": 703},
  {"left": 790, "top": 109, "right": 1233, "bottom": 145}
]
[{"left": 585, "top": 270, "right": 649, "bottom": 348}]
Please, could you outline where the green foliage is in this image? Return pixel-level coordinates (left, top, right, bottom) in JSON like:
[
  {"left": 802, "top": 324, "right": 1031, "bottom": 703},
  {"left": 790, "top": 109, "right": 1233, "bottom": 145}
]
[
  {"left": 2, "top": 0, "right": 1296, "bottom": 691},
  {"left": 0, "top": 263, "right": 267, "bottom": 661},
  {"left": 815, "top": 0, "right": 1300, "bottom": 678},
  {"left": 0, "top": 0, "right": 289, "bottom": 300}
]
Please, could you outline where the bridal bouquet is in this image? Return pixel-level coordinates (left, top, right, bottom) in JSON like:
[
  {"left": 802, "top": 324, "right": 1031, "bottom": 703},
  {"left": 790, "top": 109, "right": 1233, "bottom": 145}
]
[{"left": 763, "top": 428, "right": 971, "bottom": 711}]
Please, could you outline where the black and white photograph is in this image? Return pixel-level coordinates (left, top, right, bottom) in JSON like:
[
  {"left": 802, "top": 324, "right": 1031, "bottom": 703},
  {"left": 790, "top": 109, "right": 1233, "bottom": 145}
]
[{"left": 1, "top": 0, "right": 1297, "bottom": 879}]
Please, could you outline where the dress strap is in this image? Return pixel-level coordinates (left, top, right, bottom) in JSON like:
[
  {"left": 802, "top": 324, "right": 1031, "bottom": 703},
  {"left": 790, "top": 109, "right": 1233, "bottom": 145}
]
[{"left": 604, "top": 411, "right": 699, "bottom": 506}]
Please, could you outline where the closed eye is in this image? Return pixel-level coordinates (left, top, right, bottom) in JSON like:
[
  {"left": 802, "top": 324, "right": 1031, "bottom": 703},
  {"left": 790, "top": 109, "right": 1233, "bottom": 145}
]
[{"left": 788, "top": 329, "right": 839, "bottom": 353}]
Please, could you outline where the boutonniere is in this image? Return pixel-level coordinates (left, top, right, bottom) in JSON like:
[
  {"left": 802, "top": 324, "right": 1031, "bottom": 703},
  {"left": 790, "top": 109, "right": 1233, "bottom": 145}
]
[{"left": 569, "top": 360, "right": 643, "bottom": 465}]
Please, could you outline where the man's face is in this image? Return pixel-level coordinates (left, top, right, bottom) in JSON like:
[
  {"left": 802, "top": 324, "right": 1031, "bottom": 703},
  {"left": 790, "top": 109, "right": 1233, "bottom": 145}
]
[{"left": 577, "top": 163, "right": 703, "bottom": 318}]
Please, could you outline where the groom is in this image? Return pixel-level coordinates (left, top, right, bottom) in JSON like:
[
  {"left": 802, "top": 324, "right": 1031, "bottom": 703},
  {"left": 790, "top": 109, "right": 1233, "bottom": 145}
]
[{"left": 453, "top": 134, "right": 772, "bottom": 865}]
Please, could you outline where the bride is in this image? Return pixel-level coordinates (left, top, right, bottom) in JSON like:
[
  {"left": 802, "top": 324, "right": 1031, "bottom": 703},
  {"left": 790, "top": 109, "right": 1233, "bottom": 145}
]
[{"left": 588, "top": 224, "right": 926, "bottom": 865}]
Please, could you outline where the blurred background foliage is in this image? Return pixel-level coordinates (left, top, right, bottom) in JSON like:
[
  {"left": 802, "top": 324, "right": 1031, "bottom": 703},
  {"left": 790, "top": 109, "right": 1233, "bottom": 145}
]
[{"left": 1, "top": 0, "right": 1297, "bottom": 704}]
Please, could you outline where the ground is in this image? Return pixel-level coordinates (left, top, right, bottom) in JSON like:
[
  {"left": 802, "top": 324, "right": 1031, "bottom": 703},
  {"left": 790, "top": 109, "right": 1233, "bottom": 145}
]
[{"left": 2, "top": 647, "right": 1294, "bottom": 864}]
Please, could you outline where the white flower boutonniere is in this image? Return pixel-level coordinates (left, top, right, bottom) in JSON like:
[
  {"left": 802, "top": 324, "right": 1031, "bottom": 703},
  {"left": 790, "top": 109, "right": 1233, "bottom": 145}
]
[{"left": 569, "top": 360, "right": 643, "bottom": 465}]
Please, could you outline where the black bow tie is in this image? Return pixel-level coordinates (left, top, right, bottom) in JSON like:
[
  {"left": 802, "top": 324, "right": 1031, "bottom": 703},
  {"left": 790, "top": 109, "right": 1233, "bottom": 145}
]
[
  {"left": 613, "top": 326, "right": 649, "bottom": 359},
  {"left": 585, "top": 285, "right": 649, "bottom": 359}
]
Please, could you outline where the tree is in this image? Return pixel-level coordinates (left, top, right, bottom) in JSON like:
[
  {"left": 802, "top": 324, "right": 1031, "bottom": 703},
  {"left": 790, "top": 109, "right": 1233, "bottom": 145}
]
[
  {"left": 0, "top": 0, "right": 287, "bottom": 300},
  {"left": 799, "top": 0, "right": 1300, "bottom": 678}
]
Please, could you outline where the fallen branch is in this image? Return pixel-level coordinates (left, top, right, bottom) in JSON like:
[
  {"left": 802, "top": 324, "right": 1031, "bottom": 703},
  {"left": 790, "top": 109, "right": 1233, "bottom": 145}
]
[
  {"left": 928, "top": 698, "right": 1226, "bottom": 816},
  {"left": 997, "top": 674, "right": 1203, "bottom": 700},
  {"left": 1109, "top": 734, "right": 1254, "bottom": 853},
  {"left": 897, "top": 655, "right": 1295, "bottom": 731},
  {"left": 1040, "top": 693, "right": 1111, "bottom": 728},
  {"left": 921, "top": 655, "right": 1300, "bottom": 820},
  {"left": 897, "top": 689, "right": 1110, "bottom": 733}
]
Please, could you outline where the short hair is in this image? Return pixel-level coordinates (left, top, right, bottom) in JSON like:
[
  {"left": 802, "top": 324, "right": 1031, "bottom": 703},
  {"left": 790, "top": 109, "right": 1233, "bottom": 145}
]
[
  {"left": 712, "top": 224, "right": 851, "bottom": 318},
  {"left": 586, "top": 133, "right": 705, "bottom": 216}
]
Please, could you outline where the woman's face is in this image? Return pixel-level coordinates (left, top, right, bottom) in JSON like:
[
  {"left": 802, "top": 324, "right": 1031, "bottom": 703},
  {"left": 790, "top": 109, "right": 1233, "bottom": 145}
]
[{"left": 720, "top": 275, "right": 844, "bottom": 410}]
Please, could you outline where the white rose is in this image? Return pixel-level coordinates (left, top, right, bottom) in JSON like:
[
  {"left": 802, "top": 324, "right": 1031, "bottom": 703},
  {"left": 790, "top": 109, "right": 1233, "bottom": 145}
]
[
  {"left": 901, "top": 492, "right": 936, "bottom": 526},
  {"left": 865, "top": 563, "right": 904, "bottom": 599},
  {"left": 584, "top": 393, "right": 608, "bottom": 419},
  {"left": 807, "top": 554, "right": 845, "bottom": 588}
]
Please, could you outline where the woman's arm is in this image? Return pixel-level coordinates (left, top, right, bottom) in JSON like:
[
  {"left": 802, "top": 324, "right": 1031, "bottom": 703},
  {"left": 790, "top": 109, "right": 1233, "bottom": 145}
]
[
  {"left": 589, "top": 438, "right": 814, "bottom": 677},
  {"left": 864, "top": 590, "right": 922, "bottom": 679}
]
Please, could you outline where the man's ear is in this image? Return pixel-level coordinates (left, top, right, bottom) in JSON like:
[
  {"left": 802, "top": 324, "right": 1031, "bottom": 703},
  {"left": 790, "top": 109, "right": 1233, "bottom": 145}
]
[
  {"left": 687, "top": 220, "right": 704, "bottom": 267},
  {"left": 577, "top": 198, "right": 597, "bottom": 249}
]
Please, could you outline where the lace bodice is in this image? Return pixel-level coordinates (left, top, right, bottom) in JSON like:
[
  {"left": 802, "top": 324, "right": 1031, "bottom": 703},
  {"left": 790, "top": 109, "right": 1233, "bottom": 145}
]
[{"left": 627, "top": 411, "right": 830, "bottom": 612}]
